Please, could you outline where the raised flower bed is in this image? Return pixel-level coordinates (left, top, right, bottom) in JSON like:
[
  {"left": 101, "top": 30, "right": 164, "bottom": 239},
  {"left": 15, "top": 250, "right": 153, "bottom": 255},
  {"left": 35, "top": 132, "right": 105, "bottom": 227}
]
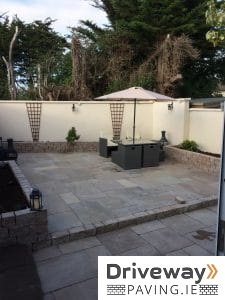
[{"left": 165, "top": 145, "right": 220, "bottom": 174}]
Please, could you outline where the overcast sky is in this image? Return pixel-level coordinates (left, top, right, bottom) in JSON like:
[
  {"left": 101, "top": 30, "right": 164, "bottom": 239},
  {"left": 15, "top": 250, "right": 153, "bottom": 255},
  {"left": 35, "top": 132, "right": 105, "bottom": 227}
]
[{"left": 0, "top": 0, "right": 108, "bottom": 35}]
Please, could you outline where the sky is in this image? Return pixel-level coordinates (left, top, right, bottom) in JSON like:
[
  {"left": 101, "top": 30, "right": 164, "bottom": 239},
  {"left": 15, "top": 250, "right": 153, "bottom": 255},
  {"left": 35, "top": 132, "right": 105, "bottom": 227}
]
[{"left": 0, "top": 0, "right": 108, "bottom": 35}]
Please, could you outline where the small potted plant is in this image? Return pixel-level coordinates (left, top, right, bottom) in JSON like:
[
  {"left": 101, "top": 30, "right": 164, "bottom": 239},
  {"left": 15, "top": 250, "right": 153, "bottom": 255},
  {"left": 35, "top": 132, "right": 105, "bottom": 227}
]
[{"left": 66, "top": 127, "right": 80, "bottom": 145}]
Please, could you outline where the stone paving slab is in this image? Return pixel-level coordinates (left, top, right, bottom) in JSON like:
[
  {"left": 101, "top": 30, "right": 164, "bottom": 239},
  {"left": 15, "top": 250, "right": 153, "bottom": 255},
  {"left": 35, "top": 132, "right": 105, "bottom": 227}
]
[
  {"left": 53, "top": 277, "right": 98, "bottom": 300},
  {"left": 141, "top": 227, "right": 194, "bottom": 255},
  {"left": 160, "top": 214, "right": 206, "bottom": 234},
  {"left": 60, "top": 192, "right": 80, "bottom": 204},
  {"left": 185, "top": 208, "right": 218, "bottom": 226},
  {"left": 131, "top": 220, "right": 166, "bottom": 234},
  {"left": 58, "top": 237, "right": 101, "bottom": 254},
  {"left": 97, "top": 228, "right": 148, "bottom": 255},
  {"left": 47, "top": 211, "right": 82, "bottom": 233},
  {"left": 181, "top": 244, "right": 212, "bottom": 256},
  {"left": 37, "top": 250, "right": 97, "bottom": 293},
  {"left": 117, "top": 179, "right": 139, "bottom": 188}
]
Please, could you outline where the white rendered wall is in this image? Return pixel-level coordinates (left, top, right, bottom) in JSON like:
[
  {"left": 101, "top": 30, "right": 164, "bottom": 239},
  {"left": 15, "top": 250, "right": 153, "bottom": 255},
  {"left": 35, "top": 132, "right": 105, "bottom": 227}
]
[
  {"left": 189, "top": 108, "right": 223, "bottom": 154},
  {"left": 0, "top": 101, "right": 153, "bottom": 142},
  {"left": 152, "top": 99, "right": 190, "bottom": 145},
  {"left": 120, "top": 101, "right": 153, "bottom": 140},
  {"left": 0, "top": 101, "right": 32, "bottom": 141},
  {"left": 0, "top": 100, "right": 223, "bottom": 154}
]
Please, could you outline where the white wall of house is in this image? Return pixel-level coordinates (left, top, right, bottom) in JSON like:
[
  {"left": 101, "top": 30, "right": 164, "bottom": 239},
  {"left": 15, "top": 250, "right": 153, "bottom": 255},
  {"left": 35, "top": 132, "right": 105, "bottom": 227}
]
[{"left": 0, "top": 100, "right": 223, "bottom": 154}]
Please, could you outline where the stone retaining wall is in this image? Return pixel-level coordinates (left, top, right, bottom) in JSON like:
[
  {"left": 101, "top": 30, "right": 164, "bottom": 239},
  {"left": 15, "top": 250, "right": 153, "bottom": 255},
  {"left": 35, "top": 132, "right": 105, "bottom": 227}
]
[
  {"left": 12, "top": 141, "right": 98, "bottom": 153},
  {"left": 0, "top": 161, "right": 48, "bottom": 248},
  {"left": 165, "top": 146, "right": 220, "bottom": 174}
]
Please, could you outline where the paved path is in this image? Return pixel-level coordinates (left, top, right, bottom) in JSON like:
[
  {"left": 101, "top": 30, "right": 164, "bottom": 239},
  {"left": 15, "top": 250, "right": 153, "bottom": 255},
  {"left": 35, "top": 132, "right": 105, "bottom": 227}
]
[
  {"left": 34, "top": 206, "right": 218, "bottom": 300},
  {"left": 18, "top": 153, "right": 218, "bottom": 236}
]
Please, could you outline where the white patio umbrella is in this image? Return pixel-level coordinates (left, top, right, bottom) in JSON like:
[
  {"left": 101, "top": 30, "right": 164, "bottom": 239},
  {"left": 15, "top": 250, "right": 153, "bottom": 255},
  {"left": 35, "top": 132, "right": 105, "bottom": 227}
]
[{"left": 95, "top": 87, "right": 174, "bottom": 143}]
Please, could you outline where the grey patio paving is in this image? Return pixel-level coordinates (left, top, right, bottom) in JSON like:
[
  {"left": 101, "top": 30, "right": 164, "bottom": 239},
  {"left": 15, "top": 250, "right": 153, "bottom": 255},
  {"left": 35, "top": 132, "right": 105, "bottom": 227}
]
[
  {"left": 18, "top": 152, "right": 219, "bottom": 236},
  {"left": 34, "top": 206, "right": 218, "bottom": 300}
]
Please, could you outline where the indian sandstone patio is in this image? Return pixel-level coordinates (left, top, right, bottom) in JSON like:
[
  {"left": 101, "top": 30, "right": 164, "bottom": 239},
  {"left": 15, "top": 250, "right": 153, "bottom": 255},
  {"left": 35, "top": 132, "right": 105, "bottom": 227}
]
[
  {"left": 34, "top": 206, "right": 218, "bottom": 300},
  {"left": 17, "top": 152, "right": 219, "bottom": 248}
]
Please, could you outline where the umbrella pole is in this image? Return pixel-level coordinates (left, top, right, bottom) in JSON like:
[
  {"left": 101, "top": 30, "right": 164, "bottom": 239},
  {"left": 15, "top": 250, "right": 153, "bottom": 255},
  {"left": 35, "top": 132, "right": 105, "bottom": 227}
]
[{"left": 133, "top": 98, "right": 137, "bottom": 144}]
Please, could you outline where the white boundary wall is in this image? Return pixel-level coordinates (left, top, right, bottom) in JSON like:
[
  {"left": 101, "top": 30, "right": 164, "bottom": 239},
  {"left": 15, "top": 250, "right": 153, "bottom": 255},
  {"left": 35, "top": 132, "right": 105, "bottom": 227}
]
[
  {"left": 0, "top": 100, "right": 223, "bottom": 154},
  {"left": 152, "top": 99, "right": 190, "bottom": 145},
  {"left": 0, "top": 100, "right": 154, "bottom": 142},
  {"left": 189, "top": 108, "right": 223, "bottom": 154}
]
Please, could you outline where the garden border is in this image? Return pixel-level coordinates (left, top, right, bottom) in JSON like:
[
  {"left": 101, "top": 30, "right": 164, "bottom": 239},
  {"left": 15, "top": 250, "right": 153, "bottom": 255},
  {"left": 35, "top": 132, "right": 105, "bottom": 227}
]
[{"left": 165, "top": 145, "right": 220, "bottom": 173}]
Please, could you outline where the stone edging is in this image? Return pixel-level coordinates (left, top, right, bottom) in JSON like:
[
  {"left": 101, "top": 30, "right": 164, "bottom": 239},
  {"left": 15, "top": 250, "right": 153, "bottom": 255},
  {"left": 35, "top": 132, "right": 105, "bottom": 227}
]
[
  {"left": 33, "top": 195, "right": 217, "bottom": 251},
  {"left": 165, "top": 146, "right": 220, "bottom": 173},
  {"left": 8, "top": 160, "right": 32, "bottom": 201},
  {"left": 13, "top": 142, "right": 98, "bottom": 153}
]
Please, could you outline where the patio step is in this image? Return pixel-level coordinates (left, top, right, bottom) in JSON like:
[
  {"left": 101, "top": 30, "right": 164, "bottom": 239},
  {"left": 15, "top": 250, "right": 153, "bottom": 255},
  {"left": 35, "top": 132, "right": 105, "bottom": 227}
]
[{"left": 33, "top": 195, "right": 217, "bottom": 251}]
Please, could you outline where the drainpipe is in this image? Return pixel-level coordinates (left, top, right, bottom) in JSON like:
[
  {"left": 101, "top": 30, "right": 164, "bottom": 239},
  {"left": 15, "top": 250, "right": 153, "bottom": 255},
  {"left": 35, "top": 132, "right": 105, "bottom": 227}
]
[{"left": 217, "top": 101, "right": 225, "bottom": 255}]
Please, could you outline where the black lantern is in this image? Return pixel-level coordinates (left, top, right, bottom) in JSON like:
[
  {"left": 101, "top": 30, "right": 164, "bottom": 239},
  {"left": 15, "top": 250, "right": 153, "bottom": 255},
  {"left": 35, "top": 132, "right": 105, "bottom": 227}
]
[{"left": 30, "top": 188, "right": 43, "bottom": 210}]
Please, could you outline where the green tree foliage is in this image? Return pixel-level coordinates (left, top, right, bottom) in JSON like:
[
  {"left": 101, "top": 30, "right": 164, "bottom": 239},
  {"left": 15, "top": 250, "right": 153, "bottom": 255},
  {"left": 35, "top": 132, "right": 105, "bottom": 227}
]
[
  {"left": 0, "top": 16, "right": 68, "bottom": 99},
  {"left": 206, "top": 0, "right": 225, "bottom": 46},
  {"left": 75, "top": 0, "right": 224, "bottom": 97},
  {"left": 1, "top": 1, "right": 225, "bottom": 99}
]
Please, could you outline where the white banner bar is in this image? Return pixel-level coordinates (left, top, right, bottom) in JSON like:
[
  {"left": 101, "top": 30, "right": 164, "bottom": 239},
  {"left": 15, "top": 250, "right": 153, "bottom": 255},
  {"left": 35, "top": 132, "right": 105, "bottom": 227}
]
[{"left": 98, "top": 256, "right": 225, "bottom": 300}]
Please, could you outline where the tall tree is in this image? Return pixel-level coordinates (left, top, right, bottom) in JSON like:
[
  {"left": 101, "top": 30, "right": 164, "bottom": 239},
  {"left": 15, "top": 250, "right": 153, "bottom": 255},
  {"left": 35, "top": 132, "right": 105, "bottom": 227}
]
[
  {"left": 71, "top": 35, "right": 90, "bottom": 99},
  {"left": 2, "top": 26, "right": 20, "bottom": 99},
  {"left": 0, "top": 16, "right": 68, "bottom": 100},
  {"left": 76, "top": 0, "right": 224, "bottom": 97},
  {"left": 0, "top": 15, "right": 13, "bottom": 99}
]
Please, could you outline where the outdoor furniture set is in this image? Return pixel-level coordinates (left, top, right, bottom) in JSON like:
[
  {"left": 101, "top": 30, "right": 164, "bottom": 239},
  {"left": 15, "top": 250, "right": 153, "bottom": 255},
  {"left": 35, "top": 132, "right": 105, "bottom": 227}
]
[{"left": 99, "top": 137, "right": 165, "bottom": 170}]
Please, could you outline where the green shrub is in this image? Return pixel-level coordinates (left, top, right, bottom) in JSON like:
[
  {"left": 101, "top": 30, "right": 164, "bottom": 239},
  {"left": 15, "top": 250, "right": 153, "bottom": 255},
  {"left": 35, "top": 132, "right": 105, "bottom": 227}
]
[
  {"left": 180, "top": 140, "right": 199, "bottom": 152},
  {"left": 66, "top": 127, "right": 80, "bottom": 144}
]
